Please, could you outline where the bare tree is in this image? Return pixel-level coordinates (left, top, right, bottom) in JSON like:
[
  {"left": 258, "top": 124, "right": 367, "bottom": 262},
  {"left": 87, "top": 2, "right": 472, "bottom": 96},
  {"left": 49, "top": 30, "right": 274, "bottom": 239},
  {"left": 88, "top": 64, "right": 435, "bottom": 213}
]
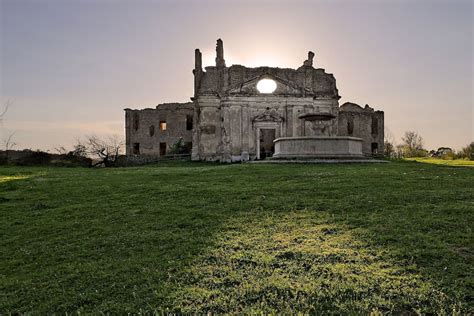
[
  {"left": 2, "top": 132, "right": 17, "bottom": 161},
  {"left": 384, "top": 126, "right": 396, "bottom": 157},
  {"left": 0, "top": 100, "right": 18, "bottom": 163},
  {"left": 69, "top": 143, "right": 88, "bottom": 158},
  {"left": 0, "top": 100, "right": 12, "bottom": 127},
  {"left": 54, "top": 146, "right": 68, "bottom": 155},
  {"left": 3, "top": 131, "right": 17, "bottom": 150},
  {"left": 81, "top": 134, "right": 124, "bottom": 167},
  {"left": 401, "top": 131, "right": 426, "bottom": 157}
]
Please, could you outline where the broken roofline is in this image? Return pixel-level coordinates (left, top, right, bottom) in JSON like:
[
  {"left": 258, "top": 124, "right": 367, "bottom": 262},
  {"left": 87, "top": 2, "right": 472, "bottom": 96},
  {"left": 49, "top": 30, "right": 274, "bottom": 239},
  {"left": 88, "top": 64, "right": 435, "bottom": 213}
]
[
  {"left": 195, "top": 39, "right": 324, "bottom": 72},
  {"left": 124, "top": 102, "right": 193, "bottom": 112}
]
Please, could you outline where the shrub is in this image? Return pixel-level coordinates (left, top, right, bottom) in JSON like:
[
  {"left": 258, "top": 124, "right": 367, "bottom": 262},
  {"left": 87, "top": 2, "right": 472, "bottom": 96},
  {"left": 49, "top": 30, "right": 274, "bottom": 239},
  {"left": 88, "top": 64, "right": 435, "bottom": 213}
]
[
  {"left": 459, "top": 142, "right": 474, "bottom": 160},
  {"left": 168, "top": 138, "right": 188, "bottom": 155},
  {"left": 441, "top": 151, "right": 455, "bottom": 160}
]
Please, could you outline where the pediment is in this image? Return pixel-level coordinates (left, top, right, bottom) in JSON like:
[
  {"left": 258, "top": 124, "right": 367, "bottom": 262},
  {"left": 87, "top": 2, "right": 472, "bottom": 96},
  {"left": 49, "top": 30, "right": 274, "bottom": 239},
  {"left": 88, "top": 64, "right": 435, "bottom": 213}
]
[
  {"left": 252, "top": 108, "right": 284, "bottom": 123},
  {"left": 227, "top": 74, "right": 306, "bottom": 96}
]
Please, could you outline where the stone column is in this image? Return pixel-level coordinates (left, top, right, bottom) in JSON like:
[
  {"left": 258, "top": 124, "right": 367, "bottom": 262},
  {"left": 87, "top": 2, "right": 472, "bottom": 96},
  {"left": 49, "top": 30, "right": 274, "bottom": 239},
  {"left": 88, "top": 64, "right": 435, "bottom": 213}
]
[
  {"left": 215, "top": 39, "right": 226, "bottom": 68},
  {"left": 191, "top": 101, "right": 200, "bottom": 161},
  {"left": 193, "top": 49, "right": 202, "bottom": 98},
  {"left": 221, "top": 104, "right": 232, "bottom": 162},
  {"left": 241, "top": 104, "right": 250, "bottom": 160}
]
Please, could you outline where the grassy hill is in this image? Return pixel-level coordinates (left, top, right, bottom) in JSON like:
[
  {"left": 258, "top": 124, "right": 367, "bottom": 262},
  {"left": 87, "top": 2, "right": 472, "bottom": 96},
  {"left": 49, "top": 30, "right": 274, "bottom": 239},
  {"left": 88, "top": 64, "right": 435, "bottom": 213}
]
[{"left": 0, "top": 161, "right": 472, "bottom": 313}]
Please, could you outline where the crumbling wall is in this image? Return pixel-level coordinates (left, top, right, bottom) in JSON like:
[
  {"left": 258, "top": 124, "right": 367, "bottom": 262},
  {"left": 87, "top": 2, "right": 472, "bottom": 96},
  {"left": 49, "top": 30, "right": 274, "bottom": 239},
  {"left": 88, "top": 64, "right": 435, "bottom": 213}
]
[
  {"left": 124, "top": 39, "right": 385, "bottom": 162},
  {"left": 124, "top": 102, "right": 193, "bottom": 156},
  {"left": 197, "top": 65, "right": 338, "bottom": 99},
  {"left": 194, "top": 41, "right": 339, "bottom": 99},
  {"left": 192, "top": 40, "right": 342, "bottom": 162},
  {"left": 337, "top": 102, "right": 384, "bottom": 156}
]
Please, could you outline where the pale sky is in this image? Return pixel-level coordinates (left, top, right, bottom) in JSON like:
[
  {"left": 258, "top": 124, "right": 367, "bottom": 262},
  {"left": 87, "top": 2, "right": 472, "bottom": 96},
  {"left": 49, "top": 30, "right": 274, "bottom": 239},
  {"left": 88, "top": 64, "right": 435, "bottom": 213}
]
[{"left": 1, "top": 0, "right": 473, "bottom": 151}]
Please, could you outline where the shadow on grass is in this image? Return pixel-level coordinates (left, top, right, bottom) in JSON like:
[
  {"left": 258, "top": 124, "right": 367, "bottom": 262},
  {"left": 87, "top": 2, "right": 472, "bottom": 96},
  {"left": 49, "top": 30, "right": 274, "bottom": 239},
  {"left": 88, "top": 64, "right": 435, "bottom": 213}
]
[
  {"left": 0, "top": 163, "right": 236, "bottom": 313},
  {"left": 0, "top": 162, "right": 472, "bottom": 313},
  {"left": 157, "top": 162, "right": 472, "bottom": 313},
  {"left": 167, "top": 211, "right": 460, "bottom": 313}
]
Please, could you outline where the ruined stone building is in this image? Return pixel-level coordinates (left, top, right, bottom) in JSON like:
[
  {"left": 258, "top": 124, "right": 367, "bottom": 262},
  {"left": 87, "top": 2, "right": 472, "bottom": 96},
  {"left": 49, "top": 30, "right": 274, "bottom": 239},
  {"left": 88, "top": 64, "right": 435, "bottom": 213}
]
[{"left": 125, "top": 39, "right": 384, "bottom": 161}]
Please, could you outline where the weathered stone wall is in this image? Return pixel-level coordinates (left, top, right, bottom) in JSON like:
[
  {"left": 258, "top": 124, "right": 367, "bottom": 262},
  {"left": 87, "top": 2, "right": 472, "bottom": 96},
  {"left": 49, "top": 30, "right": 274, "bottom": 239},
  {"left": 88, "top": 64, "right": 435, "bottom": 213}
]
[
  {"left": 337, "top": 102, "right": 384, "bottom": 156},
  {"left": 197, "top": 63, "right": 339, "bottom": 99},
  {"left": 191, "top": 93, "right": 341, "bottom": 162},
  {"left": 125, "top": 102, "right": 193, "bottom": 156},
  {"left": 192, "top": 40, "right": 343, "bottom": 162},
  {"left": 124, "top": 39, "right": 385, "bottom": 161}
]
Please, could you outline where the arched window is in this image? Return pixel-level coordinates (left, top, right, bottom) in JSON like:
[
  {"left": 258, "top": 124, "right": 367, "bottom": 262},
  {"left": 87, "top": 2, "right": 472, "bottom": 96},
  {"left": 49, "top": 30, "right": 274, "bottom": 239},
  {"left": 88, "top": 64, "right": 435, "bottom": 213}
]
[{"left": 347, "top": 117, "right": 354, "bottom": 135}]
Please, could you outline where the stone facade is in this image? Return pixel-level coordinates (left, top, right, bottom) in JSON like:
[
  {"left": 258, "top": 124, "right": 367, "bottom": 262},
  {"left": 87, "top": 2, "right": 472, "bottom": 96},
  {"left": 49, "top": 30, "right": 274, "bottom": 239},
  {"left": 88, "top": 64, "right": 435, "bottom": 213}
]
[
  {"left": 338, "top": 102, "right": 384, "bottom": 156},
  {"left": 125, "top": 39, "right": 384, "bottom": 161},
  {"left": 124, "top": 103, "right": 193, "bottom": 156}
]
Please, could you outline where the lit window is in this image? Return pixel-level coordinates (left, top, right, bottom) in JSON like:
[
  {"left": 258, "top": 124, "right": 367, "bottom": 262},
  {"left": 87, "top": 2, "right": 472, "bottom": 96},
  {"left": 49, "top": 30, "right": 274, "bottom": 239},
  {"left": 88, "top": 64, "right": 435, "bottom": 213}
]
[
  {"left": 159, "top": 121, "right": 167, "bottom": 131},
  {"left": 257, "top": 79, "right": 277, "bottom": 93}
]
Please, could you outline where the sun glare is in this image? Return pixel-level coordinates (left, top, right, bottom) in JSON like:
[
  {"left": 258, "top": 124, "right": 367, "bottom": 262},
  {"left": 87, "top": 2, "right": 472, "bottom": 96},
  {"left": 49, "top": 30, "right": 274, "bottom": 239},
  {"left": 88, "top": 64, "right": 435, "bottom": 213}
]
[{"left": 257, "top": 79, "right": 277, "bottom": 93}]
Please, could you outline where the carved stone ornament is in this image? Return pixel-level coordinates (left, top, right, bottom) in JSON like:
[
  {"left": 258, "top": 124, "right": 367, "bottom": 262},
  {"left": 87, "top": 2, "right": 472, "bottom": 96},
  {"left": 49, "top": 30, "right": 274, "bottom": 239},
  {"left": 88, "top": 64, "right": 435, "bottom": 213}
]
[{"left": 252, "top": 109, "right": 284, "bottom": 123}]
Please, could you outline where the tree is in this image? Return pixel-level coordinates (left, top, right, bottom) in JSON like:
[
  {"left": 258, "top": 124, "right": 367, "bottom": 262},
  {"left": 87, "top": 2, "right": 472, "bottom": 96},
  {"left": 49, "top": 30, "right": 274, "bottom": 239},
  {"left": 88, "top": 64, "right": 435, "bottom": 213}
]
[
  {"left": 168, "top": 137, "right": 188, "bottom": 155},
  {"left": 54, "top": 146, "right": 68, "bottom": 155},
  {"left": 1, "top": 100, "right": 17, "bottom": 153},
  {"left": 2, "top": 132, "right": 17, "bottom": 161},
  {"left": 384, "top": 127, "right": 396, "bottom": 157},
  {"left": 395, "top": 144, "right": 405, "bottom": 158},
  {"left": 68, "top": 143, "right": 88, "bottom": 158},
  {"left": 459, "top": 142, "right": 474, "bottom": 160},
  {"left": 0, "top": 100, "right": 12, "bottom": 126},
  {"left": 3, "top": 131, "right": 17, "bottom": 150},
  {"left": 384, "top": 141, "right": 395, "bottom": 157},
  {"left": 401, "top": 131, "right": 427, "bottom": 157},
  {"left": 80, "top": 135, "right": 124, "bottom": 167}
]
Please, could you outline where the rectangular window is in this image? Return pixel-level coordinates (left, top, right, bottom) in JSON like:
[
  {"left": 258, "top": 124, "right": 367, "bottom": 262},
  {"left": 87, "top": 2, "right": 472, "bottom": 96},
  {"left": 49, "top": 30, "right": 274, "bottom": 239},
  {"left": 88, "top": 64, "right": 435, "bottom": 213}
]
[
  {"left": 159, "top": 142, "right": 167, "bottom": 156},
  {"left": 133, "top": 113, "right": 139, "bottom": 131},
  {"left": 159, "top": 121, "right": 167, "bottom": 131},
  {"left": 186, "top": 115, "right": 193, "bottom": 130},
  {"left": 371, "top": 118, "right": 378, "bottom": 135},
  {"left": 133, "top": 143, "right": 140, "bottom": 155}
]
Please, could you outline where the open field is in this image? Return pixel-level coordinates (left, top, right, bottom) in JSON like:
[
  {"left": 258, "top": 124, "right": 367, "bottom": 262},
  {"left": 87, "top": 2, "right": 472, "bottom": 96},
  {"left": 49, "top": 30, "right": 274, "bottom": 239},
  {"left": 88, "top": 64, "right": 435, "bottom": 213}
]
[
  {"left": 1, "top": 161, "right": 473, "bottom": 313},
  {"left": 405, "top": 157, "right": 474, "bottom": 167}
]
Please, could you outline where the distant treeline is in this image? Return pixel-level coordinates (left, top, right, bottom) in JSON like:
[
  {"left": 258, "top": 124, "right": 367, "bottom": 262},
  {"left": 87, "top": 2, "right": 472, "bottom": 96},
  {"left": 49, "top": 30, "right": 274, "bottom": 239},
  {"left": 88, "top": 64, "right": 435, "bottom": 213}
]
[{"left": 0, "top": 150, "right": 92, "bottom": 167}]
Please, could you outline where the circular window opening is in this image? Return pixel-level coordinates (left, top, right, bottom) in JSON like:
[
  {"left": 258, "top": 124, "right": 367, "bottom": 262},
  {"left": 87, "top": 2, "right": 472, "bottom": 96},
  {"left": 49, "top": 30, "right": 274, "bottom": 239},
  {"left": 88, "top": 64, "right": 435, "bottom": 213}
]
[{"left": 257, "top": 79, "right": 277, "bottom": 94}]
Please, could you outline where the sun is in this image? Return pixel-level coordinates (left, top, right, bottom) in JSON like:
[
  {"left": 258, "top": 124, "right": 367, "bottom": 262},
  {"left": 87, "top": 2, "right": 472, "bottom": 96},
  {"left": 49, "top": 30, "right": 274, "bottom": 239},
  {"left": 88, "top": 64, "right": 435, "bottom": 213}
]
[{"left": 257, "top": 79, "right": 277, "bottom": 93}]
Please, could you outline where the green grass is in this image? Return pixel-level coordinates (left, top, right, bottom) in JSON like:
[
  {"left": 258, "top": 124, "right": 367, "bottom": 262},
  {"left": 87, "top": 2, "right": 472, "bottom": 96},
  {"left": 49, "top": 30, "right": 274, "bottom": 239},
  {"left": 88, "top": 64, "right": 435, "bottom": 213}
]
[
  {"left": 0, "top": 161, "right": 472, "bottom": 313},
  {"left": 405, "top": 157, "right": 474, "bottom": 167}
]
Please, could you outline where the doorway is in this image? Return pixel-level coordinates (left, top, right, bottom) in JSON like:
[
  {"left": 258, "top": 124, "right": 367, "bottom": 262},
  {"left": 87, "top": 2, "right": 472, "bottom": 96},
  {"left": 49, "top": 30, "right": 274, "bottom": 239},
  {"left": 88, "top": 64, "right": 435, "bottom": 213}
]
[
  {"left": 371, "top": 142, "right": 378, "bottom": 155},
  {"left": 159, "top": 142, "right": 167, "bottom": 156},
  {"left": 259, "top": 129, "right": 276, "bottom": 159}
]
